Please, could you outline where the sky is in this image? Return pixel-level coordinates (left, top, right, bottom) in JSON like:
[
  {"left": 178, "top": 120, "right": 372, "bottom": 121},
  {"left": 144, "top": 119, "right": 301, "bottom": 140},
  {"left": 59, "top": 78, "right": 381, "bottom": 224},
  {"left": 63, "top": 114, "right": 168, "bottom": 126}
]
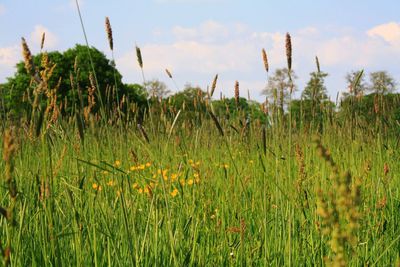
[{"left": 1, "top": 0, "right": 400, "bottom": 102}]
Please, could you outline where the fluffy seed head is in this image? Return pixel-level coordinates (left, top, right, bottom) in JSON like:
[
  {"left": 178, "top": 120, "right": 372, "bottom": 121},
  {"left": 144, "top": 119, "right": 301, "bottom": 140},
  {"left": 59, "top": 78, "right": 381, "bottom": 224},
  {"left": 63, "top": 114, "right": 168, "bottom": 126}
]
[
  {"left": 262, "top": 48, "right": 269, "bottom": 73},
  {"left": 285, "top": 33, "right": 292, "bottom": 71},
  {"left": 21, "top": 37, "right": 33, "bottom": 75},
  {"left": 105, "top": 17, "right": 113, "bottom": 51}
]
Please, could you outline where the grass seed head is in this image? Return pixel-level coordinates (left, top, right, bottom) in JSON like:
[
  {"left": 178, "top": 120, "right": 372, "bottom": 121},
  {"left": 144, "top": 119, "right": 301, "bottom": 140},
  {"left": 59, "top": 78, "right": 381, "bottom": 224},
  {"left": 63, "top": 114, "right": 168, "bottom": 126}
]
[
  {"left": 21, "top": 37, "right": 34, "bottom": 75},
  {"left": 285, "top": 33, "right": 292, "bottom": 71},
  {"left": 234, "top": 81, "right": 239, "bottom": 105},
  {"left": 41, "top": 32, "right": 46, "bottom": 50},
  {"left": 165, "top": 68, "right": 172, "bottom": 78},
  {"left": 136, "top": 46, "right": 143, "bottom": 69},
  {"left": 262, "top": 48, "right": 269, "bottom": 73},
  {"left": 105, "top": 17, "right": 114, "bottom": 51}
]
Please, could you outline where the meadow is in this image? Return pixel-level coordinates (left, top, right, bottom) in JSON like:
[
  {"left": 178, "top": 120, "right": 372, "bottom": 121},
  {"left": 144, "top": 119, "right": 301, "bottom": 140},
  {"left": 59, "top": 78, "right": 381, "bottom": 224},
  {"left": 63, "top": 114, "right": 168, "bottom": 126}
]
[{"left": 1, "top": 9, "right": 400, "bottom": 267}]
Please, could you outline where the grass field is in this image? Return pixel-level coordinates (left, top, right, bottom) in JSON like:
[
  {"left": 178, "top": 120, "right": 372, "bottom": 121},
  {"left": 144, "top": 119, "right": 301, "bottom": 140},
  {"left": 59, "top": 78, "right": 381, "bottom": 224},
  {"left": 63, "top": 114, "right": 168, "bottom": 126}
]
[
  {"left": 1, "top": 114, "right": 399, "bottom": 266},
  {"left": 1, "top": 6, "right": 400, "bottom": 266}
]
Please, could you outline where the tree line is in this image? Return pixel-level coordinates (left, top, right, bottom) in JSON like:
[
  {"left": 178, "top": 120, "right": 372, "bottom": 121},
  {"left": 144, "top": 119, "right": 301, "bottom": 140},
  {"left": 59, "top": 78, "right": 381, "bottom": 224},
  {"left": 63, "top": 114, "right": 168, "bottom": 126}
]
[{"left": 0, "top": 45, "right": 399, "bottom": 131}]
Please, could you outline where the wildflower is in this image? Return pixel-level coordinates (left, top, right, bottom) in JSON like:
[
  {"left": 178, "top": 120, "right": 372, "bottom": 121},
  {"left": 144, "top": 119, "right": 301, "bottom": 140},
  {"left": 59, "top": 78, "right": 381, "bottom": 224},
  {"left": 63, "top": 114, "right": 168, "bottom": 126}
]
[
  {"left": 222, "top": 163, "right": 229, "bottom": 169},
  {"left": 130, "top": 166, "right": 137, "bottom": 171},
  {"left": 171, "top": 173, "right": 179, "bottom": 181},
  {"left": 180, "top": 179, "right": 186, "bottom": 186},
  {"left": 249, "top": 160, "right": 254, "bottom": 165},
  {"left": 132, "top": 183, "right": 139, "bottom": 189},
  {"left": 137, "top": 188, "right": 143, "bottom": 194},
  {"left": 138, "top": 164, "right": 145, "bottom": 170},
  {"left": 170, "top": 188, "right": 179, "bottom": 197},
  {"left": 145, "top": 162, "right": 152, "bottom": 167},
  {"left": 92, "top": 183, "right": 102, "bottom": 191},
  {"left": 114, "top": 160, "right": 121, "bottom": 167},
  {"left": 187, "top": 179, "right": 194, "bottom": 186},
  {"left": 106, "top": 180, "right": 115, "bottom": 186}
]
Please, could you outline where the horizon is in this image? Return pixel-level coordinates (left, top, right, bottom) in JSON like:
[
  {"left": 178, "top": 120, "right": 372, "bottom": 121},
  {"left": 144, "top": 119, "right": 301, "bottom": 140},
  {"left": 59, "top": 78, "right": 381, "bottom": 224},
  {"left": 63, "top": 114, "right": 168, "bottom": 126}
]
[{"left": 1, "top": 0, "right": 400, "bottom": 102}]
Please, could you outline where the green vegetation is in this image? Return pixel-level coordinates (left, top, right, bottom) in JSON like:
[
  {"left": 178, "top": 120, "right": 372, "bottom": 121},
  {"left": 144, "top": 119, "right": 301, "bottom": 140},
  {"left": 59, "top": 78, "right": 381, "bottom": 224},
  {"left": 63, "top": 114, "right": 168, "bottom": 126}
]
[{"left": 1, "top": 15, "right": 400, "bottom": 267}]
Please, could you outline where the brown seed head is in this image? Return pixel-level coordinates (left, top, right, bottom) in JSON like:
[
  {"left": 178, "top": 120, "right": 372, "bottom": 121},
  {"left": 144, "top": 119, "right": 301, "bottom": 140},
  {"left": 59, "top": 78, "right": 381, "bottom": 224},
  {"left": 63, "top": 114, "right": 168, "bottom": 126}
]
[
  {"left": 105, "top": 17, "right": 113, "bottom": 51},
  {"left": 234, "top": 81, "right": 239, "bottom": 105},
  {"left": 21, "top": 37, "right": 33, "bottom": 75},
  {"left": 165, "top": 68, "right": 173, "bottom": 78},
  {"left": 210, "top": 74, "right": 218, "bottom": 97},
  {"left": 285, "top": 33, "right": 292, "bottom": 71},
  {"left": 3, "top": 129, "right": 16, "bottom": 163},
  {"left": 262, "top": 48, "right": 269, "bottom": 73},
  {"left": 41, "top": 32, "right": 46, "bottom": 50},
  {"left": 316, "top": 56, "right": 320, "bottom": 73},
  {"left": 136, "top": 46, "right": 143, "bottom": 69}
]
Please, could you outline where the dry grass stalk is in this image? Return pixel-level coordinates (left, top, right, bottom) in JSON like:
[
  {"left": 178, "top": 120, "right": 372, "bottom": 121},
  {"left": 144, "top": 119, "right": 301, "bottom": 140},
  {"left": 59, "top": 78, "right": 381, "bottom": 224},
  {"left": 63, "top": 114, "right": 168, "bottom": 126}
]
[
  {"left": 234, "top": 81, "right": 239, "bottom": 105},
  {"left": 262, "top": 48, "right": 269, "bottom": 73},
  {"left": 105, "top": 17, "right": 113, "bottom": 51},
  {"left": 285, "top": 33, "right": 292, "bottom": 71}
]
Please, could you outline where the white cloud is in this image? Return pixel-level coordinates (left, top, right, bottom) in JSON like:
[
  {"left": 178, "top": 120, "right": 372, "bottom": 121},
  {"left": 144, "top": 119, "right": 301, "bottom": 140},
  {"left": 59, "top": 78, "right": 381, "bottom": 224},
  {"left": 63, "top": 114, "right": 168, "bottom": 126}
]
[
  {"left": 30, "top": 25, "right": 59, "bottom": 49},
  {"left": 0, "top": 4, "right": 5, "bottom": 15},
  {"left": 367, "top": 22, "right": 400, "bottom": 45},
  {"left": 116, "top": 20, "right": 400, "bottom": 101},
  {"left": 0, "top": 46, "right": 19, "bottom": 67},
  {"left": 0, "top": 45, "right": 19, "bottom": 81}
]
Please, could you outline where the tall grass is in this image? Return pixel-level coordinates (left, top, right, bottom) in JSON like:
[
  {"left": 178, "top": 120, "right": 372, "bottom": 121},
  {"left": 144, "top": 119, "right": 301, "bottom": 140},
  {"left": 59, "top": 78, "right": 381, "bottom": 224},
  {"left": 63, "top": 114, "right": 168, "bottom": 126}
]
[{"left": 0, "top": 8, "right": 400, "bottom": 267}]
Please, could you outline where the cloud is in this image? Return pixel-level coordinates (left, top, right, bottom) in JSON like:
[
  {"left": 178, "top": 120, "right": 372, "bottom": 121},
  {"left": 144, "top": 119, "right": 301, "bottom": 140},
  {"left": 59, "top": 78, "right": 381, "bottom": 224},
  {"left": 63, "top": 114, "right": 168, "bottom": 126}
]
[
  {"left": 367, "top": 22, "right": 400, "bottom": 45},
  {"left": 0, "top": 46, "right": 19, "bottom": 67},
  {"left": 30, "top": 25, "right": 59, "bottom": 49},
  {"left": 0, "top": 45, "right": 19, "bottom": 81},
  {"left": 0, "top": 4, "right": 5, "bottom": 15},
  {"left": 116, "top": 20, "right": 400, "bottom": 100}
]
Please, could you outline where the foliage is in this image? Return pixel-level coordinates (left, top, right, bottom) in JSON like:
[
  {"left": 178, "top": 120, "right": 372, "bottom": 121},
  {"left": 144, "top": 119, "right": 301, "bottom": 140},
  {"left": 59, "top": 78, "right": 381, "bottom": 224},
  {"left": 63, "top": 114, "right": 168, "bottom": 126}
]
[
  {"left": 144, "top": 79, "right": 171, "bottom": 98},
  {"left": 2, "top": 45, "right": 123, "bottom": 116},
  {"left": 368, "top": 71, "right": 396, "bottom": 95},
  {"left": 261, "top": 68, "right": 297, "bottom": 113}
]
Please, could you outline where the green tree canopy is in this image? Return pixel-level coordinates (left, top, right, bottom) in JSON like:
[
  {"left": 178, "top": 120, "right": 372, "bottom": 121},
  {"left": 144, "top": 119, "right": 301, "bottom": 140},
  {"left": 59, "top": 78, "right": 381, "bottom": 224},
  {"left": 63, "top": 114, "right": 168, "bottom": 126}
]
[
  {"left": 368, "top": 71, "right": 396, "bottom": 95},
  {"left": 3, "top": 44, "right": 123, "bottom": 115}
]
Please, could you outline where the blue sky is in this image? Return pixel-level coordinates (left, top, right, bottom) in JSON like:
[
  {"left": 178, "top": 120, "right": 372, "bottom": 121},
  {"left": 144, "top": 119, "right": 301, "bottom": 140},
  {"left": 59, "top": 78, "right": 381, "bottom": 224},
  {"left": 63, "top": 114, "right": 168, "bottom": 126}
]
[{"left": 1, "top": 0, "right": 400, "bottom": 101}]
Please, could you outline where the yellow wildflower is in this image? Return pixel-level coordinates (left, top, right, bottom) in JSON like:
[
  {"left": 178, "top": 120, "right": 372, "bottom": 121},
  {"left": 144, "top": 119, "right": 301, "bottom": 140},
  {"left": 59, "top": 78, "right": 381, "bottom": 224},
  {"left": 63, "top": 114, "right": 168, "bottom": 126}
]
[
  {"left": 92, "top": 183, "right": 102, "bottom": 191},
  {"left": 130, "top": 166, "right": 137, "bottom": 171},
  {"left": 132, "top": 183, "right": 139, "bottom": 189},
  {"left": 145, "top": 162, "right": 152, "bottom": 167},
  {"left": 170, "top": 188, "right": 179, "bottom": 197},
  {"left": 114, "top": 160, "right": 121, "bottom": 167},
  {"left": 106, "top": 180, "right": 115, "bottom": 186},
  {"left": 187, "top": 179, "right": 194, "bottom": 186}
]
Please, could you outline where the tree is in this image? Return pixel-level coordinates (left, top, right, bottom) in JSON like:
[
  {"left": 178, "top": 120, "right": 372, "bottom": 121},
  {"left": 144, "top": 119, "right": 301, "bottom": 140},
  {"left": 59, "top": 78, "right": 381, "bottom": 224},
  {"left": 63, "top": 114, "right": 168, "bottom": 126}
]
[
  {"left": 343, "top": 70, "right": 367, "bottom": 98},
  {"left": 302, "top": 71, "right": 328, "bottom": 102},
  {"left": 369, "top": 71, "right": 396, "bottom": 95},
  {"left": 2, "top": 44, "right": 123, "bottom": 116},
  {"left": 144, "top": 79, "right": 171, "bottom": 98},
  {"left": 261, "top": 68, "right": 297, "bottom": 113}
]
